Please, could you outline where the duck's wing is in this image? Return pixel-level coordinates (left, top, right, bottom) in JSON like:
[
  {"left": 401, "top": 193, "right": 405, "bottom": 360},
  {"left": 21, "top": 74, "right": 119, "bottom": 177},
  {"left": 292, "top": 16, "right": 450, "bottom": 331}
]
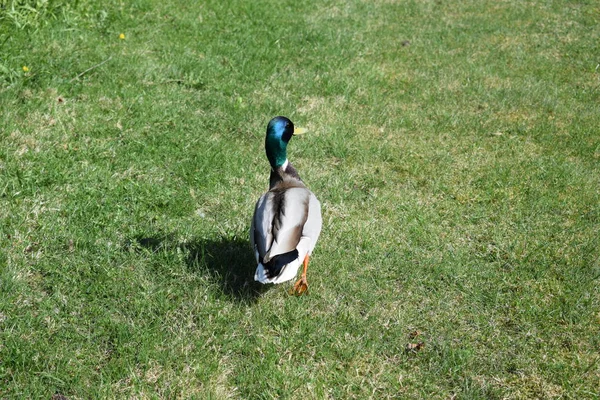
[
  {"left": 251, "top": 192, "right": 274, "bottom": 263},
  {"left": 302, "top": 192, "right": 322, "bottom": 253}
]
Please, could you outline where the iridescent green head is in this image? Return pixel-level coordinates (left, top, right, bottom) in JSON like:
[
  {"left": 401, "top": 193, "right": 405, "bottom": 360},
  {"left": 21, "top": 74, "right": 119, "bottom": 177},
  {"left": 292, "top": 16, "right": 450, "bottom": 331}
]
[{"left": 264, "top": 116, "right": 305, "bottom": 169}]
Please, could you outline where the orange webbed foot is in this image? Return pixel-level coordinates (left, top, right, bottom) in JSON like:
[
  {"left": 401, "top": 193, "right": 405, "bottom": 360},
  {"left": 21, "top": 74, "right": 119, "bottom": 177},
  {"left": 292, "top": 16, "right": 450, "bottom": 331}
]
[
  {"left": 289, "top": 255, "right": 310, "bottom": 296},
  {"left": 290, "top": 277, "right": 308, "bottom": 296}
]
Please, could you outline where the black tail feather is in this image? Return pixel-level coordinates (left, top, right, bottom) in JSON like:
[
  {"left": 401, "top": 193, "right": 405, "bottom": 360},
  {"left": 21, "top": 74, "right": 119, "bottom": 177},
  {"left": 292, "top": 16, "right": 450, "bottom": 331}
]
[{"left": 264, "top": 250, "right": 299, "bottom": 278}]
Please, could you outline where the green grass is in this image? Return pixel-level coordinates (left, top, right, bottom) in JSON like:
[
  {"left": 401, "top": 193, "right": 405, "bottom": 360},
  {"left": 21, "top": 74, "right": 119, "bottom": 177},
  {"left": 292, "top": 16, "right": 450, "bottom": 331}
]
[{"left": 1, "top": 0, "right": 599, "bottom": 398}]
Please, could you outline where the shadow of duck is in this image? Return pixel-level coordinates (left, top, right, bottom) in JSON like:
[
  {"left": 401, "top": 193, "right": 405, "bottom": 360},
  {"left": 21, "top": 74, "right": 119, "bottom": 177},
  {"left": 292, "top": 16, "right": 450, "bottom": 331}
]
[{"left": 126, "top": 234, "right": 267, "bottom": 303}]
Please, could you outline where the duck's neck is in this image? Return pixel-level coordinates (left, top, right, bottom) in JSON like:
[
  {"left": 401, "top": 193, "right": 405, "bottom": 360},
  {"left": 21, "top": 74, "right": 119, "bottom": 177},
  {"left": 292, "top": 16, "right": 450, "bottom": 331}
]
[
  {"left": 280, "top": 159, "right": 289, "bottom": 171},
  {"left": 269, "top": 159, "right": 304, "bottom": 189},
  {"left": 265, "top": 134, "right": 288, "bottom": 169}
]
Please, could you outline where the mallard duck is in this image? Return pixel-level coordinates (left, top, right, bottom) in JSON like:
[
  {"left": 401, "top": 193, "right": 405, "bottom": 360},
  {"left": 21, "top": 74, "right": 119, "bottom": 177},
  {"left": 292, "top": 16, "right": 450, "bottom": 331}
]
[{"left": 251, "top": 116, "right": 322, "bottom": 295}]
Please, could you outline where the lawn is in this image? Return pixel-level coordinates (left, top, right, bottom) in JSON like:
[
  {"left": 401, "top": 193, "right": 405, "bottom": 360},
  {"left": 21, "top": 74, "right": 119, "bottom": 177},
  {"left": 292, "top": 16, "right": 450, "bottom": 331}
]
[{"left": 1, "top": 0, "right": 599, "bottom": 398}]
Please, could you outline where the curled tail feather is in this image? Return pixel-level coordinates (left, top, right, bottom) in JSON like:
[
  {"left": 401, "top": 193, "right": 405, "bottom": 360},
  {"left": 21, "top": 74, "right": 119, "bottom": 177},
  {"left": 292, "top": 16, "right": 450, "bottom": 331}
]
[{"left": 263, "top": 250, "right": 299, "bottom": 279}]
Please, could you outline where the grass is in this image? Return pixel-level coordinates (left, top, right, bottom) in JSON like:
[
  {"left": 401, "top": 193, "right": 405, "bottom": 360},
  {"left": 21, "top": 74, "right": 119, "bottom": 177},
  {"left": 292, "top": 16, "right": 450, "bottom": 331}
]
[{"left": 1, "top": 0, "right": 599, "bottom": 398}]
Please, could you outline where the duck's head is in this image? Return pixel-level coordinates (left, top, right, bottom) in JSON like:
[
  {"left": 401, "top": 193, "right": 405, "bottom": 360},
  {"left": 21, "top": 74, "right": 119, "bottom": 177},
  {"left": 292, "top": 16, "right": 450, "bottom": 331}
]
[{"left": 264, "top": 116, "right": 306, "bottom": 169}]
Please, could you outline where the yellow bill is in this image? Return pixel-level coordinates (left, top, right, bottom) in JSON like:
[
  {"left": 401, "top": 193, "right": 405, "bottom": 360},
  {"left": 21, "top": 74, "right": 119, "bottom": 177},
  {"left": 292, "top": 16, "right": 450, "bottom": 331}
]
[{"left": 294, "top": 127, "right": 307, "bottom": 135}]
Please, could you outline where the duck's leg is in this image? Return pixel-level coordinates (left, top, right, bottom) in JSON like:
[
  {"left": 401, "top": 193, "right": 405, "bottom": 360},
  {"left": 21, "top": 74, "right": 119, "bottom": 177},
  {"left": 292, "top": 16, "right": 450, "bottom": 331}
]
[{"left": 291, "top": 255, "right": 310, "bottom": 295}]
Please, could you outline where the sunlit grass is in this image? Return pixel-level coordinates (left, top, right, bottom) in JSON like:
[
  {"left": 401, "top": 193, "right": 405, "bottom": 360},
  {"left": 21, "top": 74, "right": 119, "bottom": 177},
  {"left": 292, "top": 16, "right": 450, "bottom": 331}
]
[{"left": 1, "top": 0, "right": 599, "bottom": 398}]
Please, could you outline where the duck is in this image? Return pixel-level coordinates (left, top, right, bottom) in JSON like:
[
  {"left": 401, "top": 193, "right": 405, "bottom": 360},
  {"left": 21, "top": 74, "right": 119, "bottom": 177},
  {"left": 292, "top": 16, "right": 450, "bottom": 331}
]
[{"left": 250, "top": 116, "right": 322, "bottom": 295}]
